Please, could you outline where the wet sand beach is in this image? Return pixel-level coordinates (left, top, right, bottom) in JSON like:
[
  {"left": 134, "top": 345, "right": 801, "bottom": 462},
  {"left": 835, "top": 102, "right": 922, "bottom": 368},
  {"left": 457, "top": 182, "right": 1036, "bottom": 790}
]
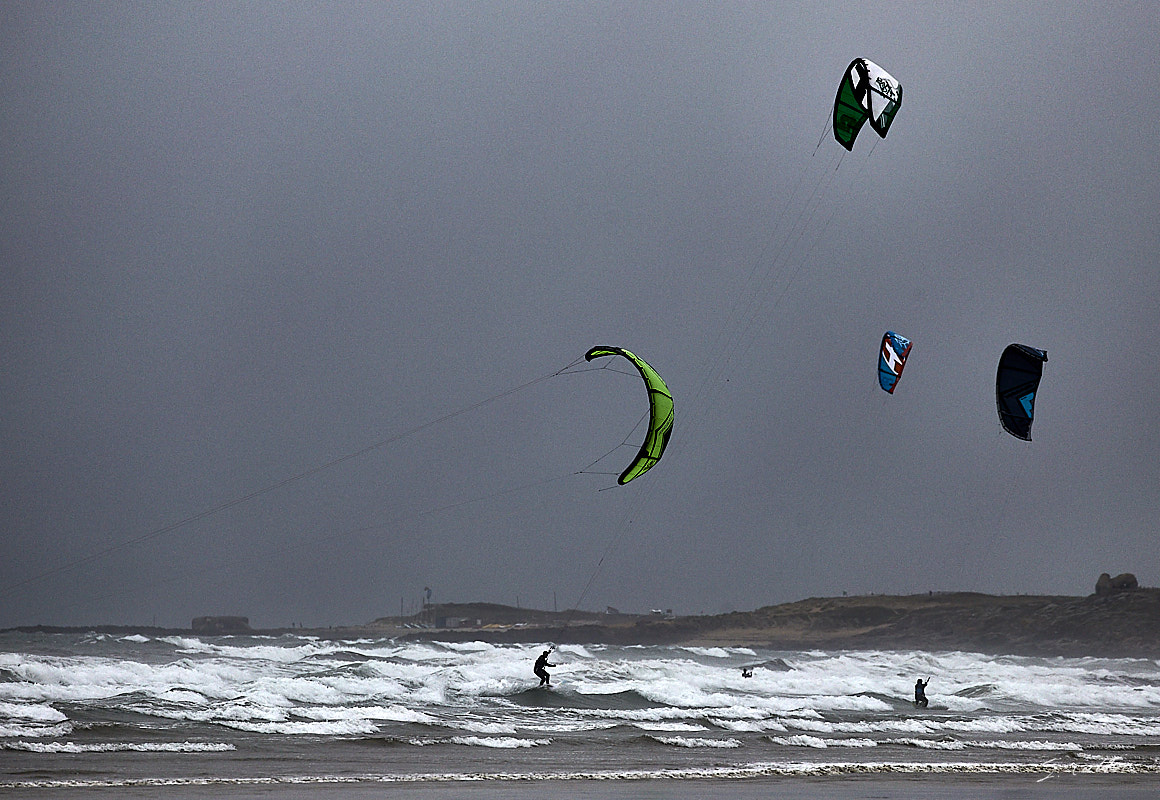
[{"left": 45, "top": 775, "right": 1160, "bottom": 800}]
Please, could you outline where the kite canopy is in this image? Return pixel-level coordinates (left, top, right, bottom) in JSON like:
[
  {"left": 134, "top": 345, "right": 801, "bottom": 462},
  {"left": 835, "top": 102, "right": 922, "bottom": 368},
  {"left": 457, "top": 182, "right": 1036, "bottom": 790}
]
[
  {"left": 584, "top": 346, "right": 674, "bottom": 485},
  {"left": 833, "top": 58, "right": 903, "bottom": 151},
  {"left": 996, "top": 344, "right": 1048, "bottom": 440},
  {"left": 878, "top": 331, "right": 912, "bottom": 394}
]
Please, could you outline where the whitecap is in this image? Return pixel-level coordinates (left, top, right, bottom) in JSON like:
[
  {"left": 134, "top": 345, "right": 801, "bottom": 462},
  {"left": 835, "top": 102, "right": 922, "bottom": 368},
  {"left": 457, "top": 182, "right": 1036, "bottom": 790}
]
[
  {"left": 219, "top": 718, "right": 379, "bottom": 736},
  {"left": 649, "top": 735, "right": 741, "bottom": 748},
  {"left": 447, "top": 736, "right": 551, "bottom": 748},
  {"left": 555, "top": 644, "right": 595, "bottom": 660},
  {"left": 290, "top": 704, "right": 437, "bottom": 725},
  {"left": 440, "top": 641, "right": 496, "bottom": 653},
  {"left": 709, "top": 718, "right": 786, "bottom": 733},
  {"left": 886, "top": 737, "right": 968, "bottom": 750},
  {"left": 970, "top": 739, "right": 1083, "bottom": 751},
  {"left": 633, "top": 721, "right": 707, "bottom": 732},
  {"left": 0, "top": 721, "right": 72, "bottom": 738},
  {"left": 0, "top": 701, "right": 67, "bottom": 723},
  {"left": 514, "top": 720, "right": 617, "bottom": 733},
  {"left": 768, "top": 734, "right": 877, "bottom": 748},
  {"left": 680, "top": 647, "right": 733, "bottom": 658},
  {"left": 3, "top": 741, "right": 235, "bottom": 753}
]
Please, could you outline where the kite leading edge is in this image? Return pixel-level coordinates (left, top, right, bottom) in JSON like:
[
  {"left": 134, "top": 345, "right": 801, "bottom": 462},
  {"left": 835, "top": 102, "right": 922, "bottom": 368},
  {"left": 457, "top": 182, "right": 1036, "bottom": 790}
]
[{"left": 584, "top": 346, "right": 674, "bottom": 484}]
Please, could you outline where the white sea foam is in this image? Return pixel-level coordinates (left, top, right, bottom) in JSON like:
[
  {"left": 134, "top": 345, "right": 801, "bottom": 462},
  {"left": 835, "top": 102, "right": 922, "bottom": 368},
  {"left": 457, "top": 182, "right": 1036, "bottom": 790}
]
[
  {"left": 159, "top": 638, "right": 325, "bottom": 663},
  {"left": 885, "top": 737, "right": 1083, "bottom": 751},
  {"left": 447, "top": 736, "right": 551, "bottom": 748},
  {"left": 679, "top": 646, "right": 735, "bottom": 658},
  {"left": 4, "top": 634, "right": 1160, "bottom": 769},
  {"left": 768, "top": 735, "right": 877, "bottom": 748},
  {"left": 440, "top": 641, "right": 495, "bottom": 653},
  {"left": 1036, "top": 711, "right": 1160, "bottom": 737},
  {"left": 219, "top": 718, "right": 380, "bottom": 736},
  {"left": 3, "top": 740, "right": 235, "bottom": 753},
  {"left": 0, "top": 721, "right": 72, "bottom": 738},
  {"left": 633, "top": 721, "right": 707, "bottom": 732},
  {"left": 0, "top": 700, "right": 66, "bottom": 722},
  {"left": 289, "top": 703, "right": 437, "bottom": 725},
  {"left": 649, "top": 735, "right": 742, "bottom": 748},
  {"left": 556, "top": 644, "right": 595, "bottom": 660},
  {"left": 516, "top": 720, "right": 618, "bottom": 733},
  {"left": 786, "top": 714, "right": 1029, "bottom": 736},
  {"left": 451, "top": 719, "right": 518, "bottom": 735},
  {"left": 709, "top": 717, "right": 786, "bottom": 733},
  {"left": 574, "top": 706, "right": 712, "bottom": 723}
]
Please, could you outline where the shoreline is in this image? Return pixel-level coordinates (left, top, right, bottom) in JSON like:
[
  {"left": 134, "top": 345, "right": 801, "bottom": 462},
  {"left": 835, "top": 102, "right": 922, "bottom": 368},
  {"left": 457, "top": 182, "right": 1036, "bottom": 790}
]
[
  {"left": 7, "top": 771, "right": 1160, "bottom": 795},
  {"left": 5, "top": 590, "right": 1159, "bottom": 659}
]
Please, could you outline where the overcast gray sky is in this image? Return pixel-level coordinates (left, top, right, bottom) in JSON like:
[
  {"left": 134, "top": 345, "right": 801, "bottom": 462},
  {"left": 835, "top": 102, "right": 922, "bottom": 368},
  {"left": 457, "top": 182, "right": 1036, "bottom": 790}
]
[{"left": 3, "top": 2, "right": 1157, "bottom": 628}]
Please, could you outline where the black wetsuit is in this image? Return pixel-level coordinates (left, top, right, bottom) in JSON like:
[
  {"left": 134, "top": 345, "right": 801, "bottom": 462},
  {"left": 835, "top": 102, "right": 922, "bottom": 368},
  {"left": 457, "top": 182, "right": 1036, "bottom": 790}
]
[
  {"left": 534, "top": 652, "right": 555, "bottom": 686},
  {"left": 914, "top": 679, "right": 929, "bottom": 708}
]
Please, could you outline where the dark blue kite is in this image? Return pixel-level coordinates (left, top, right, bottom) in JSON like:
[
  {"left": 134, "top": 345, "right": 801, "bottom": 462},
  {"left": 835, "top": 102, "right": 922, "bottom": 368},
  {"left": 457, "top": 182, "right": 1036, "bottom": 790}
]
[{"left": 996, "top": 344, "right": 1048, "bottom": 440}]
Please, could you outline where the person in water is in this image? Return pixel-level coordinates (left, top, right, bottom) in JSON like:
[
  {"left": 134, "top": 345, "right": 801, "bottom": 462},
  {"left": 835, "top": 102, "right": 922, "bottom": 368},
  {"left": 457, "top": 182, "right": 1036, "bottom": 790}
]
[
  {"left": 914, "top": 677, "right": 929, "bottom": 708},
  {"left": 534, "top": 649, "right": 556, "bottom": 686}
]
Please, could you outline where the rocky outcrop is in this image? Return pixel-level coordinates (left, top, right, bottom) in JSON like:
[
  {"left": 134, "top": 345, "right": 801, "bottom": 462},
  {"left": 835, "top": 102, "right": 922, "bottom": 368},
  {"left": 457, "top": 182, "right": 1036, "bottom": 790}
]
[{"left": 1095, "top": 572, "right": 1138, "bottom": 596}]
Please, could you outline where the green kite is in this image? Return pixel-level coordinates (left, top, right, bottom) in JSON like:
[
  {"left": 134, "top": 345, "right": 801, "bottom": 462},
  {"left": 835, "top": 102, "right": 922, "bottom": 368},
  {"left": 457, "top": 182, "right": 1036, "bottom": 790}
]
[
  {"left": 833, "top": 58, "right": 903, "bottom": 151},
  {"left": 584, "top": 346, "right": 674, "bottom": 485}
]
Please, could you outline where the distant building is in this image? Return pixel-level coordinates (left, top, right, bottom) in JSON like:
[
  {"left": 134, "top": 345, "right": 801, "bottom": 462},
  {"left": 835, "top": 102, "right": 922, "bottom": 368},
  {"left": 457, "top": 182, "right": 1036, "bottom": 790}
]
[
  {"left": 435, "top": 616, "right": 481, "bottom": 629},
  {"left": 192, "top": 616, "right": 251, "bottom": 635}
]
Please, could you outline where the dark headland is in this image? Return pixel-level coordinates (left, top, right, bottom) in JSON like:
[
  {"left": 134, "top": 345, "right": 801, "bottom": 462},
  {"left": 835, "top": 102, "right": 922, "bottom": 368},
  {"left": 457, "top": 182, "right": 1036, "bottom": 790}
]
[
  {"left": 10, "top": 584, "right": 1159, "bottom": 659},
  {"left": 374, "top": 589, "right": 1160, "bottom": 658}
]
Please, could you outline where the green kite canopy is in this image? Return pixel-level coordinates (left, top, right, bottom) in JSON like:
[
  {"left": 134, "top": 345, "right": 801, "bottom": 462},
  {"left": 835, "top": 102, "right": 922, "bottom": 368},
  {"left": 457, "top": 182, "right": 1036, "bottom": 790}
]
[
  {"left": 833, "top": 58, "right": 903, "bottom": 151},
  {"left": 584, "top": 346, "right": 674, "bottom": 485}
]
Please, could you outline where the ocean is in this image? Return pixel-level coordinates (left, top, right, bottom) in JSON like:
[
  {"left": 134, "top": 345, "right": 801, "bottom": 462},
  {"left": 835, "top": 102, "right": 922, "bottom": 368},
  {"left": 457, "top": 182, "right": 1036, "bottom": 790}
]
[{"left": 2, "top": 631, "right": 1159, "bottom": 798}]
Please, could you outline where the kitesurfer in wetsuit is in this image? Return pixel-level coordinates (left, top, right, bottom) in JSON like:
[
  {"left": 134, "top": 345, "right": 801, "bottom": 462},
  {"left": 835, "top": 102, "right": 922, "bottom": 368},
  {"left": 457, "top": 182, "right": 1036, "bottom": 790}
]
[
  {"left": 534, "top": 650, "right": 556, "bottom": 686},
  {"left": 914, "top": 677, "right": 929, "bottom": 708}
]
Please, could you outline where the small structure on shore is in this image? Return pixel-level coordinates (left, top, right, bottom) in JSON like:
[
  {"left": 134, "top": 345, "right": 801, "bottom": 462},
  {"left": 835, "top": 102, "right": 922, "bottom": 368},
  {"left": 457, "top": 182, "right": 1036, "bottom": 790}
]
[
  {"left": 192, "top": 616, "right": 252, "bottom": 635},
  {"left": 1095, "top": 573, "right": 1138, "bottom": 596},
  {"left": 435, "top": 616, "right": 481, "bottom": 629}
]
